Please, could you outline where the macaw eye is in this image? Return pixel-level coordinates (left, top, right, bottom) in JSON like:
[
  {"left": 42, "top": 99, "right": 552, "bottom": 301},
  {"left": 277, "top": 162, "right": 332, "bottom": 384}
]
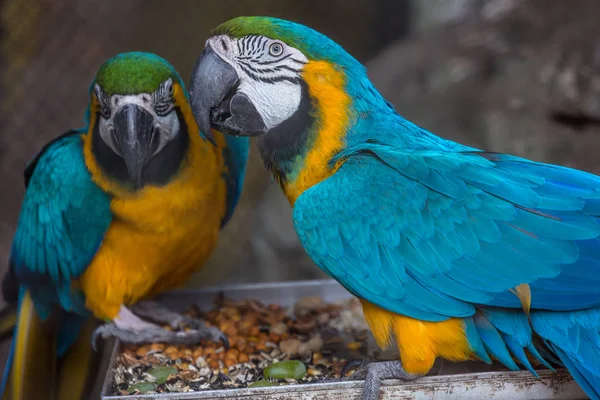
[{"left": 269, "top": 42, "right": 284, "bottom": 57}]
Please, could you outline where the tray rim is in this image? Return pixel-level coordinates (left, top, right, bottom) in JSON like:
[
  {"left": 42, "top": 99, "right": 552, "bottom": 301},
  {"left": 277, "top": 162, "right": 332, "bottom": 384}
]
[{"left": 100, "top": 279, "right": 585, "bottom": 400}]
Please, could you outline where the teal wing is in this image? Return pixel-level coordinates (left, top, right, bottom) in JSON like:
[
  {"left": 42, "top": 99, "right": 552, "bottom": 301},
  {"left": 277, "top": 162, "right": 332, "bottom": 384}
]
[
  {"left": 293, "top": 141, "right": 600, "bottom": 322},
  {"left": 220, "top": 135, "right": 250, "bottom": 227},
  {"left": 9, "top": 132, "right": 112, "bottom": 319}
]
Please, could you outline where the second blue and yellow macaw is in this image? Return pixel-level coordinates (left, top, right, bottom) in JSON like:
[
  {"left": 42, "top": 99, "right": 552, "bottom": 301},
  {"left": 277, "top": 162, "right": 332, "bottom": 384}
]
[
  {"left": 1, "top": 51, "right": 249, "bottom": 400},
  {"left": 189, "top": 16, "right": 600, "bottom": 400}
]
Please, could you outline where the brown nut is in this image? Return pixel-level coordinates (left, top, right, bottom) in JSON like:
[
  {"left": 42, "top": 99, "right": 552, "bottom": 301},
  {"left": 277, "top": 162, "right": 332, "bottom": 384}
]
[
  {"left": 294, "top": 296, "right": 325, "bottom": 315},
  {"left": 255, "top": 342, "right": 267, "bottom": 352},
  {"left": 135, "top": 346, "right": 149, "bottom": 357},
  {"left": 269, "top": 322, "right": 288, "bottom": 336},
  {"left": 248, "top": 326, "right": 260, "bottom": 336},
  {"left": 313, "top": 352, "right": 323, "bottom": 363},
  {"left": 269, "top": 333, "right": 280, "bottom": 343},
  {"left": 180, "top": 348, "right": 193, "bottom": 357},
  {"left": 317, "top": 313, "right": 330, "bottom": 325},
  {"left": 279, "top": 339, "right": 301, "bottom": 356},
  {"left": 226, "top": 348, "right": 239, "bottom": 358},
  {"left": 298, "top": 342, "right": 311, "bottom": 357},
  {"left": 203, "top": 346, "right": 216, "bottom": 356},
  {"left": 149, "top": 343, "right": 165, "bottom": 352},
  {"left": 306, "top": 335, "right": 324, "bottom": 352},
  {"left": 238, "top": 353, "right": 249, "bottom": 363},
  {"left": 208, "top": 359, "right": 220, "bottom": 370},
  {"left": 224, "top": 358, "right": 237, "bottom": 368},
  {"left": 192, "top": 348, "right": 204, "bottom": 359},
  {"left": 347, "top": 341, "right": 362, "bottom": 351}
]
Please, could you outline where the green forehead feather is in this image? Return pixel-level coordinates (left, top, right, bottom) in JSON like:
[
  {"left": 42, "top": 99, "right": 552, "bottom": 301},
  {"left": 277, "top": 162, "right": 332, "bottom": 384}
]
[
  {"left": 212, "top": 16, "right": 277, "bottom": 39},
  {"left": 211, "top": 16, "right": 361, "bottom": 69},
  {"left": 211, "top": 16, "right": 317, "bottom": 57},
  {"left": 94, "top": 52, "right": 183, "bottom": 95}
]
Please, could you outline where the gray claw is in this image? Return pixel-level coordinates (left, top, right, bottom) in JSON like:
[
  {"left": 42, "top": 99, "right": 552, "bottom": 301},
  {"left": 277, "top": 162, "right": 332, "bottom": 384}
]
[
  {"left": 357, "top": 360, "right": 421, "bottom": 400},
  {"left": 341, "top": 357, "right": 374, "bottom": 379},
  {"left": 91, "top": 322, "right": 230, "bottom": 349}
]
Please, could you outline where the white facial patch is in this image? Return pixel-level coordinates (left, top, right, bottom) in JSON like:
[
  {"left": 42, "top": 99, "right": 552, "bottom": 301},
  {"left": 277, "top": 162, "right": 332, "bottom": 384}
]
[
  {"left": 208, "top": 35, "right": 309, "bottom": 130},
  {"left": 94, "top": 81, "right": 180, "bottom": 157}
]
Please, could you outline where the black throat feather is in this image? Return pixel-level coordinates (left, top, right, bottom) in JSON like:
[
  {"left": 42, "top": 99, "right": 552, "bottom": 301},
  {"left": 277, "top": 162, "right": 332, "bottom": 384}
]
[
  {"left": 91, "top": 108, "right": 189, "bottom": 189},
  {"left": 257, "top": 80, "right": 316, "bottom": 187}
]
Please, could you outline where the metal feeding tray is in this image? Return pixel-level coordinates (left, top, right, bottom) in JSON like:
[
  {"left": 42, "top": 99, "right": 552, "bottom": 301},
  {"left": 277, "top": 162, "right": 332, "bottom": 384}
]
[{"left": 100, "top": 279, "right": 587, "bottom": 400}]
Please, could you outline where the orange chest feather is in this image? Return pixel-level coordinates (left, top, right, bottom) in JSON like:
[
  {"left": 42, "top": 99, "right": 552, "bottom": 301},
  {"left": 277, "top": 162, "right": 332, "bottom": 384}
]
[
  {"left": 78, "top": 95, "right": 229, "bottom": 320},
  {"left": 360, "top": 300, "right": 475, "bottom": 374},
  {"left": 282, "top": 61, "right": 351, "bottom": 205}
]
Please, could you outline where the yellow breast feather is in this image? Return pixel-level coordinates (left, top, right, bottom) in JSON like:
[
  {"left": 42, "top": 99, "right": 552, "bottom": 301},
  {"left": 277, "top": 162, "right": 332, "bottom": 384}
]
[
  {"left": 79, "top": 84, "right": 229, "bottom": 320},
  {"left": 283, "top": 61, "right": 351, "bottom": 205}
]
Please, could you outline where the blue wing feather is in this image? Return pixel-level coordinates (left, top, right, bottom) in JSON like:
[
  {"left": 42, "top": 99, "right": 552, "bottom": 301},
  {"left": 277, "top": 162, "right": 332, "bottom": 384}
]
[
  {"left": 293, "top": 142, "right": 600, "bottom": 321},
  {"left": 293, "top": 139, "right": 600, "bottom": 398},
  {"left": 10, "top": 133, "right": 112, "bottom": 317},
  {"left": 219, "top": 135, "right": 249, "bottom": 227}
]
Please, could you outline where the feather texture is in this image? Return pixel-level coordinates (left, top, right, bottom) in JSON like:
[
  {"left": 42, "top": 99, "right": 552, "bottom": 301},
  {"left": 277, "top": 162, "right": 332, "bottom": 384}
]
[
  {"left": 10, "top": 134, "right": 111, "bottom": 318},
  {"left": 219, "top": 134, "right": 250, "bottom": 227},
  {"left": 294, "top": 143, "right": 600, "bottom": 320}
]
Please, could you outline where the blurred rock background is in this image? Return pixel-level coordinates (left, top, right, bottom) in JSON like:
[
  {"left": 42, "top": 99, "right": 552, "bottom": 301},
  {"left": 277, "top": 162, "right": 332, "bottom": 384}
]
[{"left": 1, "top": 0, "right": 600, "bottom": 303}]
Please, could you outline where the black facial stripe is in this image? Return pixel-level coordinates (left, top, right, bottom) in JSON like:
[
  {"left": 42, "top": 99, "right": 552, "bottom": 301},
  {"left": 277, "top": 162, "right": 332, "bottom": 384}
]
[
  {"left": 237, "top": 60, "right": 262, "bottom": 73},
  {"left": 236, "top": 55, "right": 260, "bottom": 61},
  {"left": 238, "top": 60, "right": 300, "bottom": 76},
  {"left": 238, "top": 60, "right": 288, "bottom": 75},
  {"left": 290, "top": 58, "right": 307, "bottom": 65},
  {"left": 250, "top": 35, "right": 259, "bottom": 51},
  {"left": 92, "top": 108, "right": 189, "bottom": 188},
  {"left": 238, "top": 64, "right": 267, "bottom": 82},
  {"left": 258, "top": 80, "right": 315, "bottom": 181},
  {"left": 274, "top": 65, "right": 299, "bottom": 73},
  {"left": 236, "top": 39, "right": 242, "bottom": 54},
  {"left": 239, "top": 63, "right": 299, "bottom": 84},
  {"left": 254, "top": 53, "right": 292, "bottom": 65}
]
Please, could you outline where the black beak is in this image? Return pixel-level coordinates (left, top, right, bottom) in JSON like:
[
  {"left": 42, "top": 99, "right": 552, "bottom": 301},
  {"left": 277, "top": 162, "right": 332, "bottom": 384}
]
[
  {"left": 189, "top": 44, "right": 267, "bottom": 138},
  {"left": 112, "top": 103, "right": 158, "bottom": 189}
]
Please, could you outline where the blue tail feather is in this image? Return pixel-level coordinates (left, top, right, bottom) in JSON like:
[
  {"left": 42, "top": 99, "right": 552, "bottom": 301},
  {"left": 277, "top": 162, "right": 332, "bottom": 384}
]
[{"left": 469, "top": 307, "right": 600, "bottom": 400}]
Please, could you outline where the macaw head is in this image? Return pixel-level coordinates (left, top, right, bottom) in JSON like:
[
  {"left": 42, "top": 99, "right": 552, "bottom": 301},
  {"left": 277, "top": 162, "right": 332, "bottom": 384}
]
[
  {"left": 89, "top": 52, "right": 208, "bottom": 190},
  {"left": 189, "top": 17, "right": 378, "bottom": 177}
]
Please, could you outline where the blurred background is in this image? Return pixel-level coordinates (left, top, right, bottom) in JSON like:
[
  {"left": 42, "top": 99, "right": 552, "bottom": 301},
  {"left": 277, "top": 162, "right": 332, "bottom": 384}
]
[{"left": 1, "top": 0, "right": 600, "bottom": 360}]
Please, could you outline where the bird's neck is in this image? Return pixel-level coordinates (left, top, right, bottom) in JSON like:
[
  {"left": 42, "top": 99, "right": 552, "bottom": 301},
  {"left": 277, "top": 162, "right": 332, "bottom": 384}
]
[{"left": 260, "top": 61, "right": 403, "bottom": 205}]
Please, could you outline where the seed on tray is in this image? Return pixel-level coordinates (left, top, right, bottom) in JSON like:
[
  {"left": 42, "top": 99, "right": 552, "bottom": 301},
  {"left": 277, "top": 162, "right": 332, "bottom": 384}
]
[
  {"left": 263, "top": 360, "right": 307, "bottom": 380},
  {"left": 279, "top": 338, "right": 301, "bottom": 356},
  {"left": 269, "top": 321, "right": 288, "bottom": 336},
  {"left": 347, "top": 341, "right": 363, "bottom": 351},
  {"left": 111, "top": 296, "right": 370, "bottom": 395}
]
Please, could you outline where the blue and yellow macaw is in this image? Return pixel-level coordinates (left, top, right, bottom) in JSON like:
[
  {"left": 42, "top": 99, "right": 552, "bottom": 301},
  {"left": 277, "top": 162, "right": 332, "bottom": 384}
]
[
  {"left": 189, "top": 16, "right": 600, "bottom": 400},
  {"left": 0, "top": 51, "right": 249, "bottom": 400}
]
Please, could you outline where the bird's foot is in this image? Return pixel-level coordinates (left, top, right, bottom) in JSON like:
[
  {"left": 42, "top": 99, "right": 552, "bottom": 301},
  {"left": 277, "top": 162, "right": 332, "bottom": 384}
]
[
  {"left": 91, "top": 305, "right": 228, "bottom": 350},
  {"left": 341, "top": 358, "right": 422, "bottom": 400},
  {"left": 131, "top": 300, "right": 207, "bottom": 330}
]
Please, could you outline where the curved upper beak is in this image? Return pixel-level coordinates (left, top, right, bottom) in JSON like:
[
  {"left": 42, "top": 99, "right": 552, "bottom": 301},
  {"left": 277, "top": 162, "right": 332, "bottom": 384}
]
[
  {"left": 189, "top": 44, "right": 267, "bottom": 139},
  {"left": 112, "top": 103, "right": 158, "bottom": 189}
]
